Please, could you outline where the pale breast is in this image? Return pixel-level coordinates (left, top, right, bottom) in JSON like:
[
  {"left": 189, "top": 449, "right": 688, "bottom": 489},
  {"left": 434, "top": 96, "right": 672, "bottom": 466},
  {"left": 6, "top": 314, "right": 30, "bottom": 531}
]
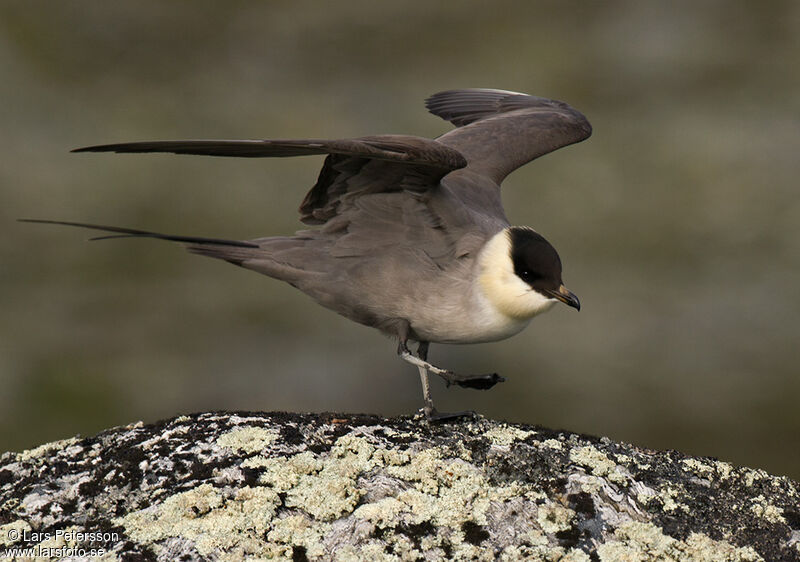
[{"left": 406, "top": 284, "right": 536, "bottom": 344}]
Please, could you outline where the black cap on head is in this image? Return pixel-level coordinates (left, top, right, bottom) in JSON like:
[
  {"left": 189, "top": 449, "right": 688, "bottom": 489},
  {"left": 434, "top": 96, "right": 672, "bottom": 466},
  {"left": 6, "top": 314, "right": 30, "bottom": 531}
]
[{"left": 508, "top": 227, "right": 563, "bottom": 293}]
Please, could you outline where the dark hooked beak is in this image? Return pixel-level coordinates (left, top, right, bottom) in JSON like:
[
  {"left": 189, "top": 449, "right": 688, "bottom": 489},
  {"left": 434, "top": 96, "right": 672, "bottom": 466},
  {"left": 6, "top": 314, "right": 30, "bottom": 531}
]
[{"left": 549, "top": 284, "right": 580, "bottom": 311}]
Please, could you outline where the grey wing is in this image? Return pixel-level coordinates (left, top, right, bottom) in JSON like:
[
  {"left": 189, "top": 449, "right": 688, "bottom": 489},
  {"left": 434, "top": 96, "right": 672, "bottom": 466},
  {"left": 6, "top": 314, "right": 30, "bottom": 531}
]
[
  {"left": 73, "top": 134, "right": 467, "bottom": 227},
  {"left": 425, "top": 88, "right": 592, "bottom": 185},
  {"left": 302, "top": 163, "right": 479, "bottom": 267},
  {"left": 74, "top": 133, "right": 478, "bottom": 266}
]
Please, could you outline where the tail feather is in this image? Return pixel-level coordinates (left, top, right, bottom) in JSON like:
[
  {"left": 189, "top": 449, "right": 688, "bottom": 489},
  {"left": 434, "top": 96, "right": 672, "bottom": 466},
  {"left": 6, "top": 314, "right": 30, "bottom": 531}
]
[
  {"left": 18, "top": 219, "right": 258, "bottom": 248},
  {"left": 19, "top": 219, "right": 312, "bottom": 278},
  {"left": 185, "top": 243, "right": 268, "bottom": 266}
]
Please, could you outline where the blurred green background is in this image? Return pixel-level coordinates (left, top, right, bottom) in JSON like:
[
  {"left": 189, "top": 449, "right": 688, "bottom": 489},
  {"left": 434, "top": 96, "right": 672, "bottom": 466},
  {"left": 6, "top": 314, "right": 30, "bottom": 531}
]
[{"left": 2, "top": 1, "right": 798, "bottom": 479}]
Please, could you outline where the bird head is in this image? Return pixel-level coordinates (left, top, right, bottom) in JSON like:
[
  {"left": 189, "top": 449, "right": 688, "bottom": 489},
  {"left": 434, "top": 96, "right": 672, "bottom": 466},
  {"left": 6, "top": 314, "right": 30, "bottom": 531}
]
[{"left": 478, "top": 227, "right": 580, "bottom": 319}]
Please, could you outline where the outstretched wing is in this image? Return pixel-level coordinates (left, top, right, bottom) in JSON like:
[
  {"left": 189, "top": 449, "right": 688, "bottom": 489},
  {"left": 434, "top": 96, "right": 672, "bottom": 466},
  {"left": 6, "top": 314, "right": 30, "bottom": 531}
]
[
  {"left": 425, "top": 88, "right": 592, "bottom": 185},
  {"left": 74, "top": 135, "right": 467, "bottom": 226}
]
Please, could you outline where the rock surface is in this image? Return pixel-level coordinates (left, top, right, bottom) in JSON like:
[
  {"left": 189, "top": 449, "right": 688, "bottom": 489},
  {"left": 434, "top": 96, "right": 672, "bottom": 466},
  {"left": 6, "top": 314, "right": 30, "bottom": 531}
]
[{"left": 0, "top": 411, "right": 798, "bottom": 561}]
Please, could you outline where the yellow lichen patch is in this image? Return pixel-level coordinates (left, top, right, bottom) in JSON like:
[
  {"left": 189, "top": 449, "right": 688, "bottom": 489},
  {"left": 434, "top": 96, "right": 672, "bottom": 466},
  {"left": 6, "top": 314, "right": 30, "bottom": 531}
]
[
  {"left": 744, "top": 469, "right": 768, "bottom": 487},
  {"left": 396, "top": 488, "right": 436, "bottom": 523},
  {"left": 561, "top": 549, "right": 594, "bottom": 562},
  {"left": 569, "top": 446, "right": 627, "bottom": 485},
  {"left": 333, "top": 542, "right": 395, "bottom": 562},
  {"left": 323, "top": 441, "right": 523, "bottom": 538},
  {"left": 353, "top": 497, "right": 408, "bottom": 526},
  {"left": 714, "top": 461, "right": 734, "bottom": 480},
  {"left": 658, "top": 485, "right": 688, "bottom": 513},
  {"left": 596, "top": 521, "right": 764, "bottom": 562},
  {"left": 329, "top": 435, "right": 377, "bottom": 476},
  {"left": 267, "top": 514, "right": 329, "bottom": 559},
  {"left": 569, "top": 473, "right": 606, "bottom": 495},
  {"left": 279, "top": 436, "right": 377, "bottom": 521},
  {"left": 636, "top": 485, "right": 657, "bottom": 507},
  {"left": 681, "top": 458, "right": 715, "bottom": 477},
  {"left": 484, "top": 425, "right": 535, "bottom": 447},
  {"left": 247, "top": 451, "right": 322, "bottom": 492},
  {"left": 541, "top": 439, "right": 563, "bottom": 451},
  {"left": 386, "top": 448, "right": 506, "bottom": 527},
  {"left": 497, "top": 530, "right": 594, "bottom": 561},
  {"left": 287, "top": 472, "right": 363, "bottom": 521},
  {"left": 0, "top": 520, "right": 31, "bottom": 547},
  {"left": 449, "top": 542, "right": 499, "bottom": 561},
  {"left": 684, "top": 534, "right": 762, "bottom": 562},
  {"left": 385, "top": 447, "right": 442, "bottom": 494},
  {"left": 750, "top": 495, "right": 786, "bottom": 524},
  {"left": 215, "top": 426, "right": 279, "bottom": 454},
  {"left": 333, "top": 530, "right": 449, "bottom": 561},
  {"left": 231, "top": 435, "right": 380, "bottom": 523},
  {"left": 116, "top": 483, "right": 279, "bottom": 558},
  {"left": 536, "top": 502, "right": 576, "bottom": 535},
  {"left": 372, "top": 447, "right": 411, "bottom": 467},
  {"left": 17, "top": 437, "right": 80, "bottom": 462}
]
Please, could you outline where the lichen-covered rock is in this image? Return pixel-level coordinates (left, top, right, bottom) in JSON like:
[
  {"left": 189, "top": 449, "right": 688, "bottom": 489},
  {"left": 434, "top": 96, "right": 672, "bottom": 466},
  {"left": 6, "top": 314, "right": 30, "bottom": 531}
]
[{"left": 0, "top": 412, "right": 798, "bottom": 561}]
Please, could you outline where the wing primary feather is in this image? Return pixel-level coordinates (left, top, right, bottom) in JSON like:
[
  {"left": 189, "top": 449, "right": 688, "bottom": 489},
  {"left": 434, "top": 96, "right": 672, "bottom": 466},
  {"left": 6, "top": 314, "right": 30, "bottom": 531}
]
[
  {"left": 71, "top": 137, "right": 467, "bottom": 170},
  {"left": 70, "top": 140, "right": 332, "bottom": 158}
]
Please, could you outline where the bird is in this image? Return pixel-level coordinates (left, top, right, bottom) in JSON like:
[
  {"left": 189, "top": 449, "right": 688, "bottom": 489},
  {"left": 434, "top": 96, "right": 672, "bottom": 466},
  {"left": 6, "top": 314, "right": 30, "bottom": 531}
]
[{"left": 22, "top": 88, "right": 591, "bottom": 420}]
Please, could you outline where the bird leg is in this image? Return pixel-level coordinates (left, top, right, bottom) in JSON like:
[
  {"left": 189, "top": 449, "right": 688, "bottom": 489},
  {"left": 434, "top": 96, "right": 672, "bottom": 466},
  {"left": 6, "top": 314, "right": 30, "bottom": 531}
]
[
  {"left": 396, "top": 338, "right": 505, "bottom": 421},
  {"left": 414, "top": 341, "right": 435, "bottom": 419},
  {"left": 397, "top": 340, "right": 505, "bottom": 389}
]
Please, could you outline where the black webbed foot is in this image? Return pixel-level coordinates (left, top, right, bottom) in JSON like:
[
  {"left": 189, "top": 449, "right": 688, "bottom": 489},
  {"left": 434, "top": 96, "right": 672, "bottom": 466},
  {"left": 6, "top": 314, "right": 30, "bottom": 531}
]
[
  {"left": 438, "top": 372, "right": 505, "bottom": 390},
  {"left": 421, "top": 408, "right": 477, "bottom": 423}
]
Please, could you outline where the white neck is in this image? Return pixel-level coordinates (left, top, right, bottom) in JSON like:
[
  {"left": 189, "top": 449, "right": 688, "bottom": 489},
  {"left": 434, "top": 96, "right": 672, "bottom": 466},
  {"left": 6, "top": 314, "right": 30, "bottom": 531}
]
[{"left": 476, "top": 229, "right": 557, "bottom": 320}]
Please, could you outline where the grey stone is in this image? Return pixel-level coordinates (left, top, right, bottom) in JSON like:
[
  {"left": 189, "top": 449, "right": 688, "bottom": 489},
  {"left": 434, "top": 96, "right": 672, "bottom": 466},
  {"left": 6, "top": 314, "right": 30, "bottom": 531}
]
[{"left": 0, "top": 412, "right": 798, "bottom": 561}]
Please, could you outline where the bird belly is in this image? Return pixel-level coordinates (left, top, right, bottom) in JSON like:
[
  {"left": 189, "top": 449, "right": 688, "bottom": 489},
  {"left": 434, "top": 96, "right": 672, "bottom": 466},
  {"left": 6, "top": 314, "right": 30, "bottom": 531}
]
[{"left": 408, "top": 294, "right": 533, "bottom": 344}]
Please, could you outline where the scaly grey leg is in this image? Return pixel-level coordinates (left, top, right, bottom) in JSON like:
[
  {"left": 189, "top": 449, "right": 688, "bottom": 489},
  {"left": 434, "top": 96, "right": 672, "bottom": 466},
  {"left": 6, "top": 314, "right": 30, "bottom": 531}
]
[
  {"left": 415, "top": 341, "right": 435, "bottom": 418},
  {"left": 397, "top": 340, "right": 504, "bottom": 390}
]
